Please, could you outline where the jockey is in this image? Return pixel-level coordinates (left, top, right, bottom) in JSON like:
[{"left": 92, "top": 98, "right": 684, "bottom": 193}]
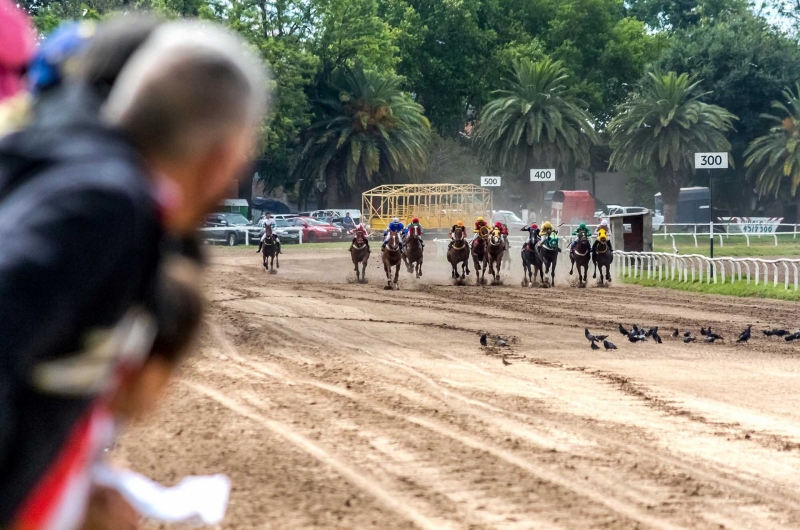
[
  {"left": 471, "top": 216, "right": 489, "bottom": 245},
  {"left": 520, "top": 223, "right": 539, "bottom": 250},
  {"left": 382, "top": 217, "right": 404, "bottom": 249},
  {"left": 592, "top": 218, "right": 613, "bottom": 253},
  {"left": 349, "top": 223, "right": 370, "bottom": 252},
  {"left": 537, "top": 220, "right": 559, "bottom": 251},
  {"left": 256, "top": 212, "right": 281, "bottom": 254},
  {"left": 570, "top": 222, "right": 591, "bottom": 251},
  {"left": 448, "top": 220, "right": 466, "bottom": 249},
  {"left": 404, "top": 217, "right": 425, "bottom": 248},
  {"left": 494, "top": 221, "right": 509, "bottom": 248}
]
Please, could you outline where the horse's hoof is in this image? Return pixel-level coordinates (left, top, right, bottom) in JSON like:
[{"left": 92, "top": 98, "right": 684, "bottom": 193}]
[{"left": 569, "top": 271, "right": 573, "bottom": 275}]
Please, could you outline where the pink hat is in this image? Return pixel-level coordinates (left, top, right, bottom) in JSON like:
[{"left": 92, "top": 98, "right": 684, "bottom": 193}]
[{"left": 0, "top": 0, "right": 36, "bottom": 101}]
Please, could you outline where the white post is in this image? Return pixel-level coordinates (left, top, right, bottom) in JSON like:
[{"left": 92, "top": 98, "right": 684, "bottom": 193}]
[{"left": 299, "top": 230, "right": 303, "bottom": 245}]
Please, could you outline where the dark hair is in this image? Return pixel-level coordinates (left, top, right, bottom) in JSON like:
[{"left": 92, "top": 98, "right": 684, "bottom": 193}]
[
  {"left": 76, "top": 16, "right": 161, "bottom": 99},
  {"left": 150, "top": 259, "right": 203, "bottom": 362}
]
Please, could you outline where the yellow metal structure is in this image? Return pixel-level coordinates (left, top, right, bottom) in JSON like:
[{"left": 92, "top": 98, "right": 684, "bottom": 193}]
[{"left": 362, "top": 184, "right": 493, "bottom": 231}]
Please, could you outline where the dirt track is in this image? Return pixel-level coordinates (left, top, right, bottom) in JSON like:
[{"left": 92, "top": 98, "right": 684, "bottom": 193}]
[{"left": 119, "top": 246, "right": 800, "bottom": 529}]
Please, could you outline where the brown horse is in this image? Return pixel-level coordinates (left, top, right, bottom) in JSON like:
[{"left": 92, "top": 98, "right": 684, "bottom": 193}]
[
  {"left": 592, "top": 234, "right": 613, "bottom": 285},
  {"left": 382, "top": 231, "right": 403, "bottom": 290},
  {"left": 521, "top": 234, "right": 543, "bottom": 286},
  {"left": 569, "top": 233, "right": 591, "bottom": 286},
  {"left": 485, "top": 227, "right": 505, "bottom": 284},
  {"left": 471, "top": 225, "right": 490, "bottom": 284},
  {"left": 447, "top": 227, "right": 470, "bottom": 283},
  {"left": 350, "top": 232, "right": 370, "bottom": 283},
  {"left": 260, "top": 225, "right": 279, "bottom": 274},
  {"left": 402, "top": 225, "right": 424, "bottom": 278},
  {"left": 537, "top": 234, "right": 559, "bottom": 287}
]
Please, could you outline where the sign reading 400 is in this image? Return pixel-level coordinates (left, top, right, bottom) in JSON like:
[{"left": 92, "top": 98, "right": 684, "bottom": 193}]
[{"left": 530, "top": 169, "right": 556, "bottom": 182}]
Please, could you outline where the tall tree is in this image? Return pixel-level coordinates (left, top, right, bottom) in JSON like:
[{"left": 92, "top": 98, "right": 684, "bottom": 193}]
[
  {"left": 474, "top": 58, "right": 599, "bottom": 214},
  {"left": 627, "top": 0, "right": 748, "bottom": 30},
  {"left": 608, "top": 71, "right": 737, "bottom": 223},
  {"left": 294, "top": 67, "right": 431, "bottom": 207},
  {"left": 652, "top": 13, "right": 800, "bottom": 214},
  {"left": 745, "top": 84, "right": 800, "bottom": 199}
]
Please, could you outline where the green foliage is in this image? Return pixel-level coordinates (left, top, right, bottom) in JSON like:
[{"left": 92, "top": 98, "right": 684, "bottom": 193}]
[
  {"left": 608, "top": 72, "right": 736, "bottom": 221},
  {"left": 475, "top": 58, "right": 599, "bottom": 175},
  {"left": 416, "top": 133, "right": 487, "bottom": 184},
  {"left": 627, "top": 0, "right": 749, "bottom": 31},
  {"left": 625, "top": 171, "right": 659, "bottom": 207},
  {"left": 653, "top": 13, "right": 800, "bottom": 213},
  {"left": 745, "top": 84, "right": 800, "bottom": 199},
  {"left": 294, "top": 67, "right": 431, "bottom": 205}
]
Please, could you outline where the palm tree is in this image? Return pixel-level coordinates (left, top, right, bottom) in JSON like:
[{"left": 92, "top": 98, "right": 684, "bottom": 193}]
[
  {"left": 295, "top": 67, "right": 431, "bottom": 207},
  {"left": 608, "top": 72, "right": 737, "bottom": 224},
  {"left": 745, "top": 84, "right": 800, "bottom": 199},
  {"left": 473, "top": 58, "right": 599, "bottom": 214}
]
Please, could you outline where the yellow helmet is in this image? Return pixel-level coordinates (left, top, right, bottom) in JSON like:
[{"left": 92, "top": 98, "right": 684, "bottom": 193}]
[
  {"left": 542, "top": 221, "right": 553, "bottom": 230},
  {"left": 456, "top": 220, "right": 464, "bottom": 226},
  {"left": 477, "top": 216, "right": 484, "bottom": 222}
]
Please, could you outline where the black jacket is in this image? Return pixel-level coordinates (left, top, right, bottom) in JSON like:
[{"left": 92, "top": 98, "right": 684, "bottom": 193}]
[{"left": 0, "top": 85, "right": 163, "bottom": 523}]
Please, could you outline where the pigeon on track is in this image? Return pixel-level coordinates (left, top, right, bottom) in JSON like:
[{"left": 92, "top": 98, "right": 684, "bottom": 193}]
[
  {"left": 785, "top": 332, "right": 800, "bottom": 342},
  {"left": 700, "top": 327, "right": 709, "bottom": 336},
  {"left": 595, "top": 334, "right": 608, "bottom": 341},
  {"left": 585, "top": 328, "right": 598, "bottom": 342},
  {"left": 628, "top": 334, "right": 646, "bottom": 343},
  {"left": 683, "top": 331, "right": 692, "bottom": 338},
  {"left": 502, "top": 356, "right": 512, "bottom": 366},
  {"left": 764, "top": 329, "right": 789, "bottom": 337},
  {"left": 480, "top": 333, "right": 487, "bottom": 347},
  {"left": 708, "top": 332, "right": 723, "bottom": 341},
  {"left": 684, "top": 335, "right": 696, "bottom": 343},
  {"left": 496, "top": 338, "right": 508, "bottom": 347},
  {"left": 737, "top": 325, "right": 752, "bottom": 343},
  {"left": 653, "top": 332, "right": 663, "bottom": 344},
  {"left": 603, "top": 340, "right": 617, "bottom": 350},
  {"left": 645, "top": 326, "right": 659, "bottom": 339},
  {"left": 705, "top": 335, "right": 720, "bottom": 343},
  {"left": 619, "top": 324, "right": 630, "bottom": 336},
  {"left": 590, "top": 341, "right": 600, "bottom": 351},
  {"left": 632, "top": 324, "right": 641, "bottom": 336},
  {"left": 672, "top": 329, "right": 680, "bottom": 338}
]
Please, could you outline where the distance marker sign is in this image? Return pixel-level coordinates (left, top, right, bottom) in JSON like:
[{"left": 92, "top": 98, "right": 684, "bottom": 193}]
[
  {"left": 694, "top": 152, "right": 728, "bottom": 169},
  {"left": 530, "top": 169, "right": 556, "bottom": 182},
  {"left": 480, "top": 176, "right": 501, "bottom": 187}
]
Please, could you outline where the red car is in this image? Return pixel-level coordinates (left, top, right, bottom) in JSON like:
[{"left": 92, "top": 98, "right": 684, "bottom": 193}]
[{"left": 286, "top": 217, "right": 343, "bottom": 242}]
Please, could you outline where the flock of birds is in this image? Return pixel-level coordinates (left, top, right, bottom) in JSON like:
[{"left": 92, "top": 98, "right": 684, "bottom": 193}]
[{"left": 583, "top": 323, "right": 800, "bottom": 350}]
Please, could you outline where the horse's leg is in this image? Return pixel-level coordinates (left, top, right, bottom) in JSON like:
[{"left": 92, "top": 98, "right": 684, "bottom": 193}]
[
  {"left": 592, "top": 257, "right": 597, "bottom": 279},
  {"left": 418, "top": 257, "right": 423, "bottom": 278},
  {"left": 569, "top": 254, "right": 575, "bottom": 275},
  {"left": 394, "top": 262, "right": 400, "bottom": 288}
]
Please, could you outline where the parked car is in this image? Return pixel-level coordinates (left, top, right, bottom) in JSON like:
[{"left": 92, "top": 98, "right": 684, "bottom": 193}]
[
  {"left": 286, "top": 217, "right": 343, "bottom": 242},
  {"left": 272, "top": 214, "right": 299, "bottom": 221},
  {"left": 492, "top": 210, "right": 527, "bottom": 231},
  {"left": 202, "top": 212, "right": 262, "bottom": 246},
  {"left": 272, "top": 219, "right": 302, "bottom": 243}
]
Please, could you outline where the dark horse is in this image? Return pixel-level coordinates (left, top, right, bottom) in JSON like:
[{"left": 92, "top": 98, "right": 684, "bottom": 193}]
[
  {"left": 521, "top": 234, "right": 543, "bottom": 286},
  {"left": 382, "top": 231, "right": 403, "bottom": 290},
  {"left": 350, "top": 231, "right": 370, "bottom": 283},
  {"left": 569, "top": 234, "right": 591, "bottom": 286},
  {"left": 447, "top": 226, "right": 470, "bottom": 283},
  {"left": 471, "top": 225, "right": 490, "bottom": 284},
  {"left": 260, "top": 225, "right": 279, "bottom": 274},
  {"left": 485, "top": 227, "right": 505, "bottom": 284},
  {"left": 537, "top": 234, "right": 559, "bottom": 287},
  {"left": 592, "top": 234, "right": 613, "bottom": 285},
  {"left": 402, "top": 225, "right": 424, "bottom": 278}
]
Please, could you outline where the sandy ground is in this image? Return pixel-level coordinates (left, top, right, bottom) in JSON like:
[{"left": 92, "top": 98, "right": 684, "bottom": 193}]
[{"left": 117, "top": 245, "right": 800, "bottom": 529}]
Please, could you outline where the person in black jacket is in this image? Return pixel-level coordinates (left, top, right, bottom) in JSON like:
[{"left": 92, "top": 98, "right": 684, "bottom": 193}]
[{"left": 0, "top": 19, "right": 268, "bottom": 529}]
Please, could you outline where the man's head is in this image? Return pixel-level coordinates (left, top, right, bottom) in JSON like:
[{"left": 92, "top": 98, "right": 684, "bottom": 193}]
[
  {"left": 345, "top": 212, "right": 351, "bottom": 217},
  {"left": 103, "top": 21, "right": 268, "bottom": 235}
]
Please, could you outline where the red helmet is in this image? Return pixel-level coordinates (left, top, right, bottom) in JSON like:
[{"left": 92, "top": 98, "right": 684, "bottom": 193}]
[
  {"left": 531, "top": 223, "right": 538, "bottom": 229},
  {"left": 412, "top": 217, "right": 419, "bottom": 223}
]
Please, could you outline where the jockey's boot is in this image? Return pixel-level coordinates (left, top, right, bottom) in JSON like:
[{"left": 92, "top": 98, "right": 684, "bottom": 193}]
[
  {"left": 256, "top": 242, "right": 262, "bottom": 253},
  {"left": 447, "top": 240, "right": 454, "bottom": 249},
  {"left": 277, "top": 241, "right": 282, "bottom": 254}
]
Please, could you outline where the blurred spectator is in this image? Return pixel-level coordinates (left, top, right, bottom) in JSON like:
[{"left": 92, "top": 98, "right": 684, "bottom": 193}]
[
  {"left": 0, "top": 0, "right": 36, "bottom": 135},
  {"left": 0, "top": 19, "right": 267, "bottom": 529}
]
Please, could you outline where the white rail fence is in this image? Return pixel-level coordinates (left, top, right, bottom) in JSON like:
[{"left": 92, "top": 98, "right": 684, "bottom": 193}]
[{"left": 615, "top": 251, "right": 800, "bottom": 291}]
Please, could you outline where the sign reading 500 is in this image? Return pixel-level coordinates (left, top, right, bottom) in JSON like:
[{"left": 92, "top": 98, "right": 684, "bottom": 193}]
[{"left": 530, "top": 169, "right": 556, "bottom": 182}]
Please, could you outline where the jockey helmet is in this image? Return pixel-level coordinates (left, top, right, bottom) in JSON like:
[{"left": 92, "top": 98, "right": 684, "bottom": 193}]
[
  {"left": 579, "top": 222, "right": 586, "bottom": 230},
  {"left": 477, "top": 216, "right": 484, "bottom": 222},
  {"left": 412, "top": 217, "right": 419, "bottom": 223},
  {"left": 542, "top": 221, "right": 553, "bottom": 231},
  {"left": 531, "top": 223, "right": 538, "bottom": 230},
  {"left": 392, "top": 217, "right": 399, "bottom": 223},
  {"left": 599, "top": 218, "right": 609, "bottom": 227},
  {"left": 495, "top": 221, "right": 502, "bottom": 227},
  {"left": 456, "top": 220, "right": 464, "bottom": 226}
]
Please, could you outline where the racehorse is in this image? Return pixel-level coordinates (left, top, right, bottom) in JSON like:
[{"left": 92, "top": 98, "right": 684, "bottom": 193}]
[
  {"left": 350, "top": 230, "right": 370, "bottom": 283},
  {"left": 402, "top": 224, "right": 424, "bottom": 278},
  {"left": 569, "top": 233, "right": 591, "bottom": 287},
  {"left": 592, "top": 232, "right": 613, "bottom": 285},
  {"left": 260, "top": 225, "right": 279, "bottom": 274},
  {"left": 471, "top": 225, "right": 490, "bottom": 284},
  {"left": 447, "top": 226, "right": 470, "bottom": 282},
  {"left": 537, "top": 233, "right": 559, "bottom": 287},
  {"left": 485, "top": 227, "right": 505, "bottom": 284},
  {"left": 521, "top": 234, "right": 543, "bottom": 286},
  {"left": 382, "top": 230, "right": 403, "bottom": 289}
]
